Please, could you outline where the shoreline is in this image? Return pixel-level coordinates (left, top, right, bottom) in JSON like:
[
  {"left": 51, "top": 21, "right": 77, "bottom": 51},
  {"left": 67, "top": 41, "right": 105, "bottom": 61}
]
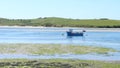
[{"left": 0, "top": 26, "right": 120, "bottom": 32}]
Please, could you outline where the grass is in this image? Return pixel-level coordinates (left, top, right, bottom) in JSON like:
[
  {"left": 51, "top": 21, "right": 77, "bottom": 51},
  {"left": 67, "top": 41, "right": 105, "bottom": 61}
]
[
  {"left": 0, "top": 59, "right": 119, "bottom": 68},
  {"left": 0, "top": 44, "right": 118, "bottom": 55},
  {"left": 0, "top": 17, "right": 120, "bottom": 27}
]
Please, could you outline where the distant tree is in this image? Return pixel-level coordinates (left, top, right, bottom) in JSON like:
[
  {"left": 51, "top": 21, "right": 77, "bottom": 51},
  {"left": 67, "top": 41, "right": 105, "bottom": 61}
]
[
  {"left": 38, "top": 17, "right": 42, "bottom": 19},
  {"left": 100, "top": 18, "right": 109, "bottom": 20}
]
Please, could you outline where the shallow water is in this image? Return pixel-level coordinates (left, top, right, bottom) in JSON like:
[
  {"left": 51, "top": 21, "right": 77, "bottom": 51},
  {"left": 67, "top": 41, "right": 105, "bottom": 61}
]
[
  {"left": 0, "top": 53, "right": 120, "bottom": 61},
  {"left": 0, "top": 27, "right": 120, "bottom": 60},
  {"left": 0, "top": 28, "right": 120, "bottom": 49}
]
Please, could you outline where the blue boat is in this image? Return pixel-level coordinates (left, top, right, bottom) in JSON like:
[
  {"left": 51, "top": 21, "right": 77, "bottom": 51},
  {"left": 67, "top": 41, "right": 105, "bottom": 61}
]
[{"left": 66, "top": 29, "right": 85, "bottom": 36}]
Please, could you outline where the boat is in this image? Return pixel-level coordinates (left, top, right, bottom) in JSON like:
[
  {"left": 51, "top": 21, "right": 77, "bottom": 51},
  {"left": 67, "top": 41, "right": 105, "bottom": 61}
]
[{"left": 66, "top": 29, "right": 85, "bottom": 36}]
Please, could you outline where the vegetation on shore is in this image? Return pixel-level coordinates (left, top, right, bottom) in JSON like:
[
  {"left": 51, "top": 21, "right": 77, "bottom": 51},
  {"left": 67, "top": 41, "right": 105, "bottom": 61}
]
[
  {"left": 0, "top": 17, "right": 120, "bottom": 28},
  {"left": 0, "top": 44, "right": 119, "bottom": 67},
  {"left": 0, "top": 59, "right": 120, "bottom": 68},
  {"left": 0, "top": 44, "right": 117, "bottom": 55}
]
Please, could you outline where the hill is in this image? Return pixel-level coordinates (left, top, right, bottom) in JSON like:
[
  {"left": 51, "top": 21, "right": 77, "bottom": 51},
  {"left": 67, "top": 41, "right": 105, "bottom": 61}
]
[{"left": 0, "top": 17, "right": 120, "bottom": 28}]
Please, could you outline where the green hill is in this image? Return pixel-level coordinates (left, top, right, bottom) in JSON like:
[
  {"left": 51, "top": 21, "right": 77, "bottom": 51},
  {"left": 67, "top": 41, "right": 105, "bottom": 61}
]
[{"left": 0, "top": 17, "right": 120, "bottom": 28}]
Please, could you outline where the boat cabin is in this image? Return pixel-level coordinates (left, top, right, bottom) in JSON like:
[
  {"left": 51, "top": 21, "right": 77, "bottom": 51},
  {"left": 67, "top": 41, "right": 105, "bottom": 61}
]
[{"left": 66, "top": 29, "right": 85, "bottom": 36}]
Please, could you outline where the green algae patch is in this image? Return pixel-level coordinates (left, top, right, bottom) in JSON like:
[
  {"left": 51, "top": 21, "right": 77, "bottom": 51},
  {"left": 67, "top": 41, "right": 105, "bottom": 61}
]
[
  {"left": 0, "top": 59, "right": 120, "bottom": 68},
  {"left": 0, "top": 44, "right": 118, "bottom": 55}
]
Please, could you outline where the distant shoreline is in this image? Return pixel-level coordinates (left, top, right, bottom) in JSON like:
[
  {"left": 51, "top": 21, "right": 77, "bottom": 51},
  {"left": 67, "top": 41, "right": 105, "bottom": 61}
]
[{"left": 0, "top": 26, "right": 120, "bottom": 32}]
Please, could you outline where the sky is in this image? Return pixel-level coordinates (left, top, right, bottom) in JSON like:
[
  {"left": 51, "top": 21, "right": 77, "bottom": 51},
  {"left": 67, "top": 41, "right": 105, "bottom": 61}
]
[{"left": 0, "top": 0, "right": 120, "bottom": 19}]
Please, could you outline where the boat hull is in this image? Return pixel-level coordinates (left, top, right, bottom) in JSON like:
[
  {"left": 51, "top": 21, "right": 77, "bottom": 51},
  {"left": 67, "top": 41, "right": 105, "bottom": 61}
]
[{"left": 67, "top": 32, "right": 83, "bottom": 36}]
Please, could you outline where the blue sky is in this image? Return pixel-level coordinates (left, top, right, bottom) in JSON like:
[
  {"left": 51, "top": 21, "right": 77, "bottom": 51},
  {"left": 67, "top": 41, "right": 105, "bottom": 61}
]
[{"left": 0, "top": 0, "right": 120, "bottom": 19}]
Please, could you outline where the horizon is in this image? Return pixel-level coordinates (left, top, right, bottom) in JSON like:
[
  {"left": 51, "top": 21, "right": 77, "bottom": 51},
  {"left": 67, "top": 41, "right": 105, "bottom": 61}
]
[
  {"left": 0, "top": 17, "right": 118, "bottom": 20},
  {"left": 0, "top": 0, "right": 120, "bottom": 19}
]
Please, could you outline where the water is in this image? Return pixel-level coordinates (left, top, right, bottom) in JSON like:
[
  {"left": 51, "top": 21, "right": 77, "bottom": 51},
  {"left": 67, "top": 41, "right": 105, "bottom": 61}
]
[
  {"left": 0, "top": 27, "right": 120, "bottom": 50},
  {"left": 0, "top": 53, "right": 120, "bottom": 61},
  {"left": 0, "top": 27, "right": 120, "bottom": 60}
]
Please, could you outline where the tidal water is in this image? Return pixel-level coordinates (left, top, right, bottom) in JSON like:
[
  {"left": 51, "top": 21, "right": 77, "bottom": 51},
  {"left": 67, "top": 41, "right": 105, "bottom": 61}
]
[{"left": 0, "top": 27, "right": 120, "bottom": 60}]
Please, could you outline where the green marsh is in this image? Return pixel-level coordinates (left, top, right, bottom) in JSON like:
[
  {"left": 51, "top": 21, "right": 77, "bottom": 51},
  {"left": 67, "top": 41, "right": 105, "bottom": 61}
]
[
  {"left": 0, "top": 44, "right": 117, "bottom": 55},
  {"left": 0, "top": 59, "right": 120, "bottom": 68}
]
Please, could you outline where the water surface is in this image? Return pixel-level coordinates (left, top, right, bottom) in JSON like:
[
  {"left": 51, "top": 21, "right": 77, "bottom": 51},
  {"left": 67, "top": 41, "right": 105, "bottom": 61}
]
[{"left": 0, "top": 27, "right": 120, "bottom": 60}]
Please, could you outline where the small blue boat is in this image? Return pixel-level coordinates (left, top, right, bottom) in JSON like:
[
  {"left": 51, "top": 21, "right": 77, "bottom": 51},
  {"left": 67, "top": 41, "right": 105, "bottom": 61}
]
[{"left": 66, "top": 29, "right": 85, "bottom": 36}]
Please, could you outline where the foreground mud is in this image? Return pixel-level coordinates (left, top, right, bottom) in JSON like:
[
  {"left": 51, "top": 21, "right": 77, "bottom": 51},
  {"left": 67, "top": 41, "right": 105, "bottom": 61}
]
[{"left": 0, "top": 60, "right": 91, "bottom": 68}]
